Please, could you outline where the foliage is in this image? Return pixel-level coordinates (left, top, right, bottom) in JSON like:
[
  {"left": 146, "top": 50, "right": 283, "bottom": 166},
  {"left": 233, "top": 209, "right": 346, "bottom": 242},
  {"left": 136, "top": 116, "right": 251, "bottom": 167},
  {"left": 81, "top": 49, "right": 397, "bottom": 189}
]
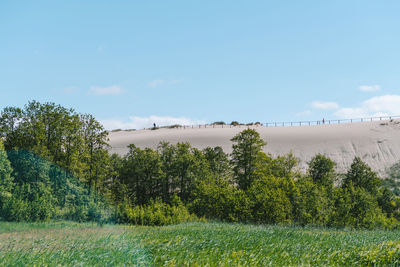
[
  {"left": 294, "top": 177, "right": 333, "bottom": 226},
  {"left": 230, "top": 128, "right": 266, "bottom": 190},
  {"left": 1, "top": 101, "right": 398, "bottom": 230},
  {"left": 116, "top": 197, "right": 199, "bottom": 226},
  {"left": 190, "top": 176, "right": 251, "bottom": 222},
  {"left": 331, "top": 186, "right": 388, "bottom": 229},
  {"left": 247, "top": 175, "right": 292, "bottom": 223},
  {"left": 308, "top": 153, "right": 336, "bottom": 187},
  {"left": 0, "top": 141, "right": 13, "bottom": 216},
  {"left": 342, "top": 157, "right": 381, "bottom": 194}
]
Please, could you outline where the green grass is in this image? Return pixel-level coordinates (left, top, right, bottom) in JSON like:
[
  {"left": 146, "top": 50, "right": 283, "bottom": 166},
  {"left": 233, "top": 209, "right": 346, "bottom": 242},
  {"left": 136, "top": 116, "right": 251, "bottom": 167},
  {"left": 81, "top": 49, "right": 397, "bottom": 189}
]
[{"left": 2, "top": 221, "right": 400, "bottom": 266}]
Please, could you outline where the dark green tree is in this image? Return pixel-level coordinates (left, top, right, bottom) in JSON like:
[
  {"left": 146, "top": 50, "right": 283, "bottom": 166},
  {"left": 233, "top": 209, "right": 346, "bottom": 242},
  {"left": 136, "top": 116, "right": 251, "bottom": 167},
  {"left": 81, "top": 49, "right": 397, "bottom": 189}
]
[
  {"left": 230, "top": 129, "right": 266, "bottom": 190},
  {"left": 0, "top": 140, "right": 14, "bottom": 214},
  {"left": 342, "top": 157, "right": 381, "bottom": 194},
  {"left": 121, "top": 145, "right": 163, "bottom": 205},
  {"left": 308, "top": 154, "right": 336, "bottom": 187},
  {"left": 203, "top": 146, "right": 231, "bottom": 180}
]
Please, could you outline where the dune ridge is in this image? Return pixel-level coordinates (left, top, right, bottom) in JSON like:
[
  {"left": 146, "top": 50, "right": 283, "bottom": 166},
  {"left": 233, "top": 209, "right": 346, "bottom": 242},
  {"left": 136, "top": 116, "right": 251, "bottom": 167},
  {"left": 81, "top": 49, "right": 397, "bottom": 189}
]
[{"left": 108, "top": 119, "right": 400, "bottom": 175}]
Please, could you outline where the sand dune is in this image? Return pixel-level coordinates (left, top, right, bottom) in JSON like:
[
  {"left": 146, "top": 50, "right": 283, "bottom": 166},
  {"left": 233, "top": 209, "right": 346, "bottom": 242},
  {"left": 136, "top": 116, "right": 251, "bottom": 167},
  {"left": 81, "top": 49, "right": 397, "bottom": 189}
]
[{"left": 108, "top": 119, "right": 400, "bottom": 176}]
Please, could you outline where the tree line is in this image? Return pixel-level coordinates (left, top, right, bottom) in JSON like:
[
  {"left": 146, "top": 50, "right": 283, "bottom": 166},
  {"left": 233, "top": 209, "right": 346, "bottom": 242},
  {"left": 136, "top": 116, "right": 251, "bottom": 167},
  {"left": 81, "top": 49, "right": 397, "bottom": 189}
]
[{"left": 0, "top": 101, "right": 399, "bottom": 228}]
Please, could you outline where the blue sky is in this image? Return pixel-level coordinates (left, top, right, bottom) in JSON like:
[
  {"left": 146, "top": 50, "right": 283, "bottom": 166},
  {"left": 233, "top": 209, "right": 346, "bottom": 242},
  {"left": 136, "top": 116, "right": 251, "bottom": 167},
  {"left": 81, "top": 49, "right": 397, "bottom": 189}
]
[{"left": 1, "top": 1, "right": 400, "bottom": 129}]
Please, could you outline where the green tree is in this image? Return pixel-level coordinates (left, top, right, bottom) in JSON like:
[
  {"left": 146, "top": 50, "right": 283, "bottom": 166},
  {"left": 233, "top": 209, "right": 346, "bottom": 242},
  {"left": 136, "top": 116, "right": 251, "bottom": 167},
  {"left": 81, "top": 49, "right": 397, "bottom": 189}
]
[
  {"left": 342, "top": 157, "right": 381, "bottom": 194},
  {"left": 294, "top": 177, "right": 333, "bottom": 226},
  {"left": 230, "top": 129, "right": 266, "bottom": 190},
  {"left": 271, "top": 152, "right": 299, "bottom": 178},
  {"left": 191, "top": 176, "right": 251, "bottom": 222},
  {"left": 203, "top": 146, "right": 231, "bottom": 180},
  {"left": 247, "top": 175, "right": 293, "bottom": 223},
  {"left": 308, "top": 154, "right": 336, "bottom": 187},
  {"left": 332, "top": 186, "right": 387, "bottom": 229},
  {"left": 158, "top": 142, "right": 177, "bottom": 203},
  {"left": 120, "top": 145, "right": 163, "bottom": 205},
  {"left": 0, "top": 140, "right": 14, "bottom": 214},
  {"left": 80, "top": 114, "right": 109, "bottom": 193},
  {"left": 171, "top": 143, "right": 210, "bottom": 202}
]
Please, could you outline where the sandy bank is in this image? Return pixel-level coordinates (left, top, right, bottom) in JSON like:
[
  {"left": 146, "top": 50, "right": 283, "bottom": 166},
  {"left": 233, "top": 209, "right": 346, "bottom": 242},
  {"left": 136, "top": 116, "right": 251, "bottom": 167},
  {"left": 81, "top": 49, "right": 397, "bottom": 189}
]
[{"left": 108, "top": 119, "right": 400, "bottom": 175}]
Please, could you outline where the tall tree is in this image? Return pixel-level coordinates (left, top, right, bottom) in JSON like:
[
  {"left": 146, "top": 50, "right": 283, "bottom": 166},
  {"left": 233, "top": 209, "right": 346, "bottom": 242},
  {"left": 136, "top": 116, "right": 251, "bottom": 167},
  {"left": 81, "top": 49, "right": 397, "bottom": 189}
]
[
  {"left": 230, "top": 129, "right": 266, "bottom": 190},
  {"left": 203, "top": 146, "right": 231, "bottom": 180},
  {"left": 121, "top": 145, "right": 163, "bottom": 205},
  {"left": 308, "top": 154, "right": 336, "bottom": 187},
  {"left": 342, "top": 157, "right": 381, "bottom": 194},
  {"left": 0, "top": 140, "right": 13, "bottom": 211}
]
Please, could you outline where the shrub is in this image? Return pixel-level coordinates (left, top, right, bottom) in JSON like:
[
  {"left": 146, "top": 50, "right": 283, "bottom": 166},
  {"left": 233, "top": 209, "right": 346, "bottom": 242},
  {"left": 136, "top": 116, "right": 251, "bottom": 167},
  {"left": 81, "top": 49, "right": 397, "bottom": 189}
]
[
  {"left": 331, "top": 186, "right": 389, "bottom": 229},
  {"left": 247, "top": 175, "right": 293, "bottom": 224},
  {"left": 166, "top": 124, "right": 182, "bottom": 129},
  {"left": 294, "top": 177, "right": 333, "bottom": 226},
  {"left": 116, "top": 197, "right": 199, "bottom": 226},
  {"left": 190, "top": 176, "right": 251, "bottom": 222}
]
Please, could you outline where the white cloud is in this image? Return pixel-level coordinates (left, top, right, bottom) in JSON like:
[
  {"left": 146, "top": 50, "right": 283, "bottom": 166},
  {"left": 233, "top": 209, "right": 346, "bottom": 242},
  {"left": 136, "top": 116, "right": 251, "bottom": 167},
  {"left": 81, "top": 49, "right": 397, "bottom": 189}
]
[
  {"left": 334, "top": 95, "right": 400, "bottom": 118},
  {"left": 359, "top": 85, "right": 381, "bottom": 92},
  {"left": 100, "top": 115, "right": 205, "bottom": 130},
  {"left": 88, "top": 85, "right": 123, "bottom": 96},
  {"left": 311, "top": 101, "right": 339, "bottom": 110}
]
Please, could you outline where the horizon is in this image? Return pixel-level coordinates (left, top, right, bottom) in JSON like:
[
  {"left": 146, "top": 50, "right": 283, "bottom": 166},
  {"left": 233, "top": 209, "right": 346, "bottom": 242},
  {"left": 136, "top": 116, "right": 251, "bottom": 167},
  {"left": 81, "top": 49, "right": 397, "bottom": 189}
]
[{"left": 2, "top": 1, "right": 400, "bottom": 130}]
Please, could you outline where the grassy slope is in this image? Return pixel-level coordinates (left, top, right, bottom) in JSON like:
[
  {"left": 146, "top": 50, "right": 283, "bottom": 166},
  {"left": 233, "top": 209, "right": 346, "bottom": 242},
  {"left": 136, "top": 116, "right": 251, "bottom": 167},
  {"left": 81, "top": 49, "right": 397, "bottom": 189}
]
[{"left": 2, "top": 222, "right": 400, "bottom": 266}]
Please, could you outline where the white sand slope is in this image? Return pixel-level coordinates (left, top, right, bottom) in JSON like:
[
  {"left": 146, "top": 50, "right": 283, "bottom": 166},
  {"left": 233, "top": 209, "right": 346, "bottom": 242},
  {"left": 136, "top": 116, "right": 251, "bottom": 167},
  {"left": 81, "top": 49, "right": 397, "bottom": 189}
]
[{"left": 108, "top": 119, "right": 400, "bottom": 175}]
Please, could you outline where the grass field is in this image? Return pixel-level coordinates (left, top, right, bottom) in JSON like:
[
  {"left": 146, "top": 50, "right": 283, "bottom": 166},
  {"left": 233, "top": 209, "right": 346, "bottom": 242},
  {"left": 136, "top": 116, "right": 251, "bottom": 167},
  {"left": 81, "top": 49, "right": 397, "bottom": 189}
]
[{"left": 2, "top": 222, "right": 400, "bottom": 266}]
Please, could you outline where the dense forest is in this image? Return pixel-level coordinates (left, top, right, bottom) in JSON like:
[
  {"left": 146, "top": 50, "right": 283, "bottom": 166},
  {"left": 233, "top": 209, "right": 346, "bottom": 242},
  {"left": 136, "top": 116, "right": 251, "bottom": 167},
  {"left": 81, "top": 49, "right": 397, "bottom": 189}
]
[{"left": 1, "top": 101, "right": 400, "bottom": 229}]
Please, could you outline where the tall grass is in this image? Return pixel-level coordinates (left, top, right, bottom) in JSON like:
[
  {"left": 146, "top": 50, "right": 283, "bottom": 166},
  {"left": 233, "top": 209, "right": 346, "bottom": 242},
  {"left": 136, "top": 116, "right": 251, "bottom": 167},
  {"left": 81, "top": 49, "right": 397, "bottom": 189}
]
[
  {"left": 0, "top": 222, "right": 150, "bottom": 266},
  {"left": 2, "top": 221, "right": 400, "bottom": 266}
]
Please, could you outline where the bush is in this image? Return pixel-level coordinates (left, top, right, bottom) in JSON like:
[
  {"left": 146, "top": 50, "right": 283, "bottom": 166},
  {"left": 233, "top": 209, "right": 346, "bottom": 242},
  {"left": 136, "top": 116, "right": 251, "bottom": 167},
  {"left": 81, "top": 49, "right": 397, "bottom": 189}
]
[
  {"left": 166, "top": 124, "right": 182, "bottom": 129},
  {"left": 247, "top": 175, "right": 293, "bottom": 224},
  {"left": 294, "top": 177, "right": 333, "bottom": 226},
  {"left": 190, "top": 176, "right": 251, "bottom": 222},
  {"left": 331, "top": 186, "right": 389, "bottom": 229},
  {"left": 116, "top": 197, "right": 199, "bottom": 226}
]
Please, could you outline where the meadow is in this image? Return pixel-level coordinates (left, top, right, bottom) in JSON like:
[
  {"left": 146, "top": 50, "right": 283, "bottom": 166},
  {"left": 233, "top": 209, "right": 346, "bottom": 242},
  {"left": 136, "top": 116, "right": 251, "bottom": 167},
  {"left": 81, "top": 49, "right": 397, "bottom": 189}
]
[{"left": 2, "top": 221, "right": 400, "bottom": 266}]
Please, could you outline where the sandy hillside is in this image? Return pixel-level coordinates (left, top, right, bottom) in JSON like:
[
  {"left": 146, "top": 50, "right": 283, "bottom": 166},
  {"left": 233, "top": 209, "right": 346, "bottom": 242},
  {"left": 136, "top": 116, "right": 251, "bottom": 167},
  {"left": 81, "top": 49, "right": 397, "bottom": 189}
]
[{"left": 108, "top": 119, "right": 400, "bottom": 176}]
